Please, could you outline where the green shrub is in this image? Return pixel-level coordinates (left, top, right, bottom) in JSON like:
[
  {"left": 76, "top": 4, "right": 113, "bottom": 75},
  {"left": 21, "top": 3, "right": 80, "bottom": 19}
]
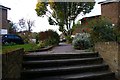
[
  {"left": 38, "top": 30, "right": 60, "bottom": 46},
  {"left": 48, "top": 30, "right": 60, "bottom": 45},
  {"left": 91, "top": 19, "right": 116, "bottom": 42},
  {"left": 72, "top": 33, "right": 91, "bottom": 50},
  {"left": 80, "top": 17, "right": 116, "bottom": 43},
  {"left": 37, "top": 41, "right": 46, "bottom": 48},
  {"left": 65, "top": 36, "right": 73, "bottom": 43}
]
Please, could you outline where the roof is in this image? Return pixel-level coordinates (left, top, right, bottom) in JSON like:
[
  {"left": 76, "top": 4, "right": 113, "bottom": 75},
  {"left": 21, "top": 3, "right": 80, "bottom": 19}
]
[
  {"left": 80, "top": 15, "right": 101, "bottom": 20},
  {"left": 98, "top": 0, "right": 120, "bottom": 4},
  {"left": 0, "top": 5, "right": 11, "bottom": 10}
]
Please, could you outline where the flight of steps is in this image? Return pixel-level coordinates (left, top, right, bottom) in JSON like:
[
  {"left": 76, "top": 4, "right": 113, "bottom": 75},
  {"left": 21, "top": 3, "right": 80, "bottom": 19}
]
[{"left": 21, "top": 52, "right": 117, "bottom": 80}]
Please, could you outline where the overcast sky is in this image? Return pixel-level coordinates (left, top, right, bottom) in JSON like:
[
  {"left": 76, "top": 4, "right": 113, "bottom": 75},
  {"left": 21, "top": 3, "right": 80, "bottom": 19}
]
[{"left": 0, "top": 0, "right": 105, "bottom": 34}]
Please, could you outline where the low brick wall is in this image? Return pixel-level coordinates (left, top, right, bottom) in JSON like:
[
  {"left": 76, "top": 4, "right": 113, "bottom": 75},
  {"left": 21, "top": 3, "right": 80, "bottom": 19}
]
[
  {"left": 95, "top": 42, "right": 120, "bottom": 79},
  {"left": 2, "top": 48, "right": 24, "bottom": 80}
]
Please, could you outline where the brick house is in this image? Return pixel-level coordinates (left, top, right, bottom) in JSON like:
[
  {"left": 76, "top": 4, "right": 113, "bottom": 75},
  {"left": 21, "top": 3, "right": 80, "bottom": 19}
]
[
  {"left": 72, "top": 15, "right": 101, "bottom": 35},
  {"left": 0, "top": 5, "right": 11, "bottom": 35},
  {"left": 99, "top": 0, "right": 120, "bottom": 26},
  {"left": 73, "top": 0, "right": 120, "bottom": 36},
  {"left": 80, "top": 15, "right": 101, "bottom": 25}
]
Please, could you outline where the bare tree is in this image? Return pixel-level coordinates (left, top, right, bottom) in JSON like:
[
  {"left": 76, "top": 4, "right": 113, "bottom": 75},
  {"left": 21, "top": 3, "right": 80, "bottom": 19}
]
[
  {"left": 18, "top": 18, "right": 35, "bottom": 32},
  {"left": 27, "top": 19, "right": 34, "bottom": 32},
  {"left": 19, "top": 18, "right": 26, "bottom": 31}
]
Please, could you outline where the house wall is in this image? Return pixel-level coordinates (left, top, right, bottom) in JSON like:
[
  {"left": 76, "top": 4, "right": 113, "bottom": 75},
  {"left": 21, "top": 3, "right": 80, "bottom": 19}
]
[
  {"left": 2, "top": 9, "right": 8, "bottom": 29},
  {"left": 119, "top": 3, "right": 120, "bottom": 26},
  {"left": 81, "top": 15, "right": 101, "bottom": 25},
  {"left": 101, "top": 2, "right": 120, "bottom": 26},
  {"left": 0, "top": 8, "right": 2, "bottom": 29},
  {"left": 95, "top": 42, "right": 120, "bottom": 80},
  {"left": 0, "top": 5, "right": 10, "bottom": 34}
]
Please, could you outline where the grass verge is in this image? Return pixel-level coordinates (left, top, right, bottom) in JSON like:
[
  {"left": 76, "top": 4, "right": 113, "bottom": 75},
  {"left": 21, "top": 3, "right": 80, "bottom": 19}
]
[{"left": 2, "top": 44, "right": 38, "bottom": 54}]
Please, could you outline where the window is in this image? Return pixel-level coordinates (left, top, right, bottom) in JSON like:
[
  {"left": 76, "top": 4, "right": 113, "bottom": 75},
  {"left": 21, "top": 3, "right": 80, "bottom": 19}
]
[
  {"left": 14, "top": 36, "right": 21, "bottom": 39},
  {"left": 7, "top": 35, "right": 14, "bottom": 39}
]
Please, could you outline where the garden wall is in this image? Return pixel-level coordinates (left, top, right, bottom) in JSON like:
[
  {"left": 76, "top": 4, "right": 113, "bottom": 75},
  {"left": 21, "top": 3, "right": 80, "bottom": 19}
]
[
  {"left": 95, "top": 42, "right": 120, "bottom": 79},
  {"left": 2, "top": 48, "right": 24, "bottom": 80}
]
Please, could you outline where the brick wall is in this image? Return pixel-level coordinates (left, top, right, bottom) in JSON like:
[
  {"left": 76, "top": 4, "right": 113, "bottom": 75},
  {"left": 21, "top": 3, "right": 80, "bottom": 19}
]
[
  {"left": 101, "top": 2, "right": 120, "bottom": 26},
  {"left": 95, "top": 42, "right": 120, "bottom": 80},
  {"left": 0, "top": 8, "right": 2, "bottom": 28},
  {"left": 2, "top": 9, "right": 8, "bottom": 29},
  {"left": 119, "top": 3, "right": 120, "bottom": 26},
  {"left": 0, "top": 5, "right": 10, "bottom": 33},
  {"left": 2, "top": 48, "right": 24, "bottom": 80}
]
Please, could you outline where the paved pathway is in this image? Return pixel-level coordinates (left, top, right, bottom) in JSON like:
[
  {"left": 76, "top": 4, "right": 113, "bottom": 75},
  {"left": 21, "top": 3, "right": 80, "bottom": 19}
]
[
  {"left": 28, "top": 43, "right": 89, "bottom": 55},
  {"left": 51, "top": 43, "right": 74, "bottom": 53}
]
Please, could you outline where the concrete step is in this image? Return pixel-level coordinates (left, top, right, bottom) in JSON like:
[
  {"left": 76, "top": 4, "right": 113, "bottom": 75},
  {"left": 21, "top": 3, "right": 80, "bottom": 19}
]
[
  {"left": 23, "top": 57, "right": 103, "bottom": 69},
  {"left": 21, "top": 52, "right": 117, "bottom": 80},
  {"left": 22, "top": 63, "right": 109, "bottom": 78},
  {"left": 63, "top": 71, "right": 116, "bottom": 80},
  {"left": 22, "top": 71, "right": 116, "bottom": 80},
  {"left": 23, "top": 52, "right": 98, "bottom": 61}
]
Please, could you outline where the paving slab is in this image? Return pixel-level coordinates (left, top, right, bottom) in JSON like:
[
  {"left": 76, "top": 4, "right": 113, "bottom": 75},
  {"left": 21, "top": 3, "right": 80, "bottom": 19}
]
[{"left": 28, "top": 43, "right": 91, "bottom": 55}]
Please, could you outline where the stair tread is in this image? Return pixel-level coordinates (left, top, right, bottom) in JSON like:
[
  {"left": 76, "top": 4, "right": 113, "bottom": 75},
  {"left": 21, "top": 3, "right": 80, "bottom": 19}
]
[
  {"left": 22, "top": 52, "right": 116, "bottom": 80},
  {"left": 62, "top": 71, "right": 114, "bottom": 79},
  {"left": 22, "top": 63, "right": 107, "bottom": 72},
  {"left": 24, "top": 52, "right": 97, "bottom": 56},
  {"left": 29, "top": 71, "right": 114, "bottom": 80},
  {"left": 23, "top": 57, "right": 102, "bottom": 63}
]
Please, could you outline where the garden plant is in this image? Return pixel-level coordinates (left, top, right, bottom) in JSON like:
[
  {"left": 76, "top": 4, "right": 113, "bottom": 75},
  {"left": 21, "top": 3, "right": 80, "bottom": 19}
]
[{"left": 72, "top": 33, "right": 91, "bottom": 50}]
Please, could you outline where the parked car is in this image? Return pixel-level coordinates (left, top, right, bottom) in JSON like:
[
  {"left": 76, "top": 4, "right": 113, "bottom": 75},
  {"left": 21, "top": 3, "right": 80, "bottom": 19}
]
[
  {"left": 2, "top": 34, "right": 24, "bottom": 45},
  {"left": 60, "top": 38, "right": 66, "bottom": 42}
]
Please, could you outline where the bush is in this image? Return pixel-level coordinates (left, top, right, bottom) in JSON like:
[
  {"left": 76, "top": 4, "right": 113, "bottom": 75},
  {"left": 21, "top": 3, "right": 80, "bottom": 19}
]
[
  {"left": 65, "top": 36, "right": 73, "bottom": 43},
  {"left": 37, "top": 41, "right": 46, "bottom": 48},
  {"left": 72, "top": 33, "right": 91, "bottom": 50},
  {"left": 80, "top": 17, "right": 116, "bottom": 43},
  {"left": 91, "top": 19, "right": 116, "bottom": 42},
  {"left": 38, "top": 30, "right": 60, "bottom": 46}
]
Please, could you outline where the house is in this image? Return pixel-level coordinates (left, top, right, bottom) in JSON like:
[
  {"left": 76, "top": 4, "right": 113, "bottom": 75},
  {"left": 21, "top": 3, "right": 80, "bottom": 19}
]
[
  {"left": 72, "top": 15, "right": 101, "bottom": 36},
  {"left": 80, "top": 15, "right": 101, "bottom": 25},
  {"left": 73, "top": 1, "right": 119, "bottom": 28},
  {"left": 99, "top": 0, "right": 120, "bottom": 26},
  {"left": 73, "top": 0, "right": 120, "bottom": 35},
  {"left": 0, "top": 5, "right": 11, "bottom": 35}
]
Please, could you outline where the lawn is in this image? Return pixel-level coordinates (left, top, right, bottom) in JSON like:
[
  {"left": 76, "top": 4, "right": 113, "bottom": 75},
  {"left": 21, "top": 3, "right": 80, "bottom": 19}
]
[{"left": 2, "top": 44, "right": 38, "bottom": 54}]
